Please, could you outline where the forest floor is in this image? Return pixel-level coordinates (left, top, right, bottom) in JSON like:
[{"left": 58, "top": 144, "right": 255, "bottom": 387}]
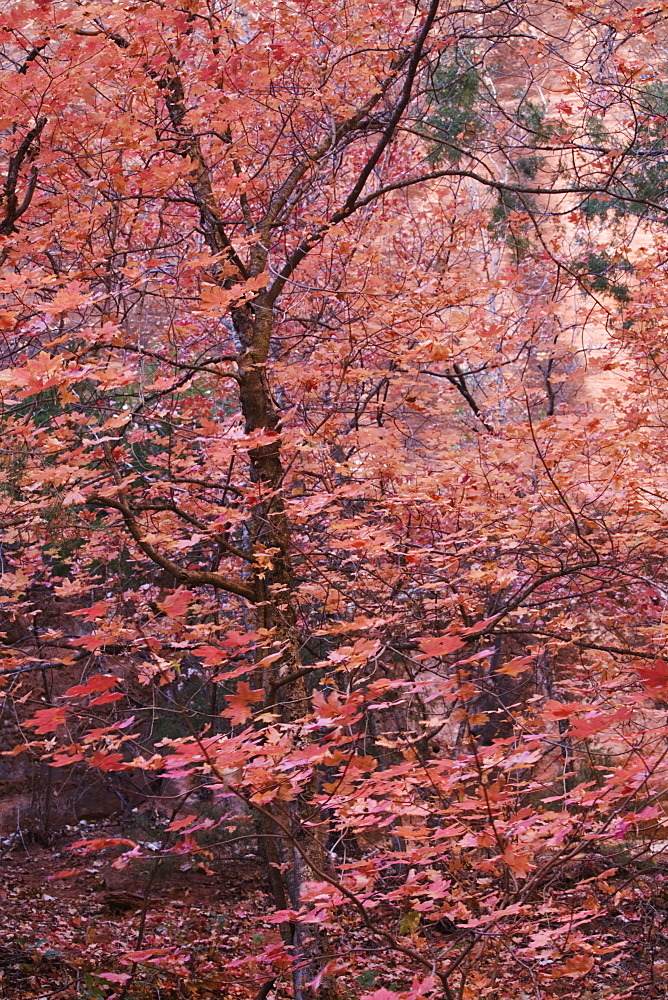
[
  {"left": 0, "top": 816, "right": 288, "bottom": 1000},
  {"left": 2, "top": 818, "right": 668, "bottom": 1000}
]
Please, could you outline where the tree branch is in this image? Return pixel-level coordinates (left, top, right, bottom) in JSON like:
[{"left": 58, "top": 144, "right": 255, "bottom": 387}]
[
  {"left": 0, "top": 117, "right": 47, "bottom": 236},
  {"left": 88, "top": 495, "right": 255, "bottom": 601}
]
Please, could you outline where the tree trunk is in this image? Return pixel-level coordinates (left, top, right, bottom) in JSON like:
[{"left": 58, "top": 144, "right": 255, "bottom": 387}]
[
  {"left": 234, "top": 299, "right": 337, "bottom": 1000},
  {"left": 161, "top": 55, "right": 338, "bottom": 994}
]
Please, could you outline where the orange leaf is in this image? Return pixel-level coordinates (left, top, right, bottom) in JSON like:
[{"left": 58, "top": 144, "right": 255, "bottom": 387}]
[
  {"left": 496, "top": 655, "right": 534, "bottom": 676},
  {"left": 167, "top": 814, "right": 198, "bottom": 832},
  {"left": 67, "top": 600, "right": 114, "bottom": 621},
  {"left": 222, "top": 682, "right": 264, "bottom": 725},
  {"left": 50, "top": 751, "right": 84, "bottom": 767},
  {"left": 502, "top": 847, "right": 534, "bottom": 877},
  {"left": 193, "top": 645, "right": 226, "bottom": 665},
  {"left": 549, "top": 953, "right": 594, "bottom": 979},
  {"left": 71, "top": 837, "right": 136, "bottom": 853},
  {"left": 48, "top": 869, "right": 84, "bottom": 880}
]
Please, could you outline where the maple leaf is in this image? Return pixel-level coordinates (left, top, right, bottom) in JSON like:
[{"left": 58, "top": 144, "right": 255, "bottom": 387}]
[
  {"left": 569, "top": 708, "right": 633, "bottom": 740},
  {"left": 212, "top": 661, "right": 259, "bottom": 682},
  {"left": 405, "top": 977, "right": 439, "bottom": 1000},
  {"left": 1, "top": 743, "right": 30, "bottom": 757},
  {"left": 496, "top": 655, "right": 535, "bottom": 676},
  {"left": 213, "top": 649, "right": 285, "bottom": 683},
  {"left": 64, "top": 674, "right": 121, "bottom": 698},
  {"left": 70, "top": 633, "right": 115, "bottom": 651},
  {"left": 35, "top": 280, "right": 91, "bottom": 314},
  {"left": 459, "top": 615, "right": 501, "bottom": 635},
  {"left": 158, "top": 588, "right": 194, "bottom": 619},
  {"left": 89, "top": 691, "right": 125, "bottom": 706},
  {"left": 63, "top": 487, "right": 88, "bottom": 505},
  {"left": 67, "top": 600, "right": 114, "bottom": 622},
  {"left": 312, "top": 689, "right": 362, "bottom": 724},
  {"left": 549, "top": 953, "right": 595, "bottom": 978},
  {"left": 71, "top": 838, "right": 136, "bottom": 853},
  {"left": 167, "top": 814, "right": 198, "bottom": 832},
  {"left": 542, "top": 700, "right": 593, "bottom": 720},
  {"left": 417, "top": 634, "right": 465, "bottom": 657},
  {"left": 502, "top": 847, "right": 534, "bottom": 877},
  {"left": 637, "top": 658, "right": 668, "bottom": 693},
  {"left": 87, "top": 750, "right": 127, "bottom": 771},
  {"left": 120, "top": 947, "right": 175, "bottom": 964},
  {"left": 50, "top": 751, "right": 84, "bottom": 766},
  {"left": 222, "top": 682, "right": 264, "bottom": 725},
  {"left": 25, "top": 706, "right": 67, "bottom": 733},
  {"left": 192, "top": 644, "right": 226, "bottom": 665},
  {"left": 221, "top": 630, "right": 261, "bottom": 648}
]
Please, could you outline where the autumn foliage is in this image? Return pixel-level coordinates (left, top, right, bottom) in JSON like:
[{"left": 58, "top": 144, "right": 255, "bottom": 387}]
[{"left": 4, "top": 1, "right": 668, "bottom": 998}]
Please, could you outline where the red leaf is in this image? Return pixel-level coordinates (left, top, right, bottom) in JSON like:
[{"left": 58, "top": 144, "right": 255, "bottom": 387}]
[
  {"left": 460, "top": 615, "right": 500, "bottom": 635},
  {"left": 88, "top": 750, "right": 127, "bottom": 771},
  {"left": 158, "top": 588, "right": 195, "bottom": 619},
  {"left": 192, "top": 645, "right": 226, "bottom": 665},
  {"left": 50, "top": 751, "right": 84, "bottom": 767},
  {"left": 70, "top": 633, "right": 114, "bottom": 651},
  {"left": 64, "top": 674, "right": 121, "bottom": 698},
  {"left": 213, "top": 649, "right": 285, "bottom": 682},
  {"left": 637, "top": 658, "right": 668, "bottom": 693},
  {"left": 569, "top": 708, "right": 633, "bottom": 740},
  {"left": 221, "top": 630, "right": 260, "bottom": 648},
  {"left": 542, "top": 700, "right": 591, "bottom": 720},
  {"left": 89, "top": 691, "right": 125, "bottom": 706},
  {"left": 120, "top": 947, "right": 174, "bottom": 964},
  {"left": 25, "top": 706, "right": 67, "bottom": 733},
  {"left": 417, "top": 634, "right": 465, "bottom": 657},
  {"left": 67, "top": 600, "right": 114, "bottom": 621}
]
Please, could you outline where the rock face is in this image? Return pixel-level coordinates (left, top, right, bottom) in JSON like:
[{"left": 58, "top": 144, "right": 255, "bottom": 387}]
[
  {"left": 0, "top": 764, "right": 127, "bottom": 838},
  {"left": 0, "top": 699, "right": 139, "bottom": 837}
]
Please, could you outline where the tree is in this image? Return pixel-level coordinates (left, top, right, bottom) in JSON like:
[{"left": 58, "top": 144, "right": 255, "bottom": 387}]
[{"left": 4, "top": 2, "right": 668, "bottom": 998}]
